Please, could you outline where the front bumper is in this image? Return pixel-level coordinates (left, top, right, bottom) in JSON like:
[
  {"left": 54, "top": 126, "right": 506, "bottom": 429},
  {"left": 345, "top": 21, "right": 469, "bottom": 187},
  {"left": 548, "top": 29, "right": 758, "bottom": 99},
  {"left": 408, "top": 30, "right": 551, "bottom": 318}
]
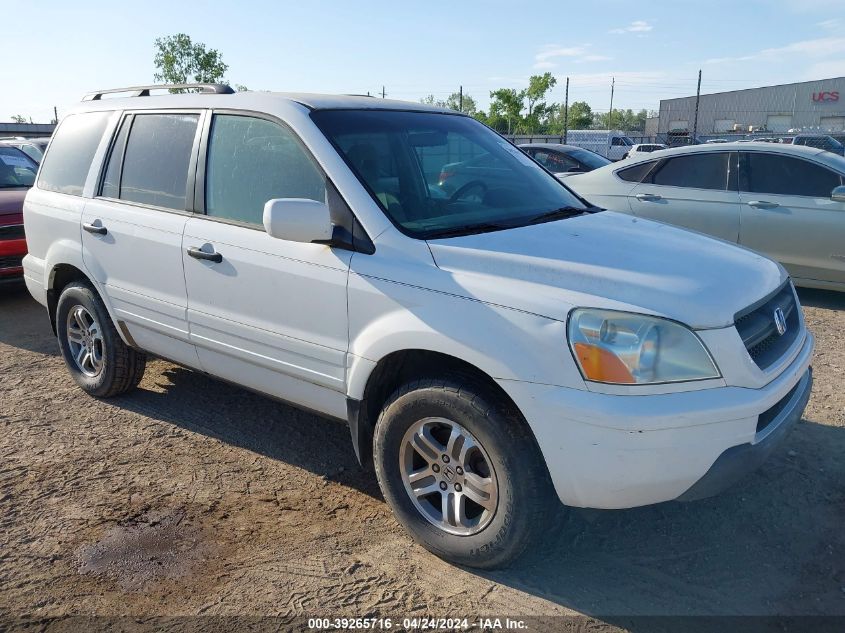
[
  {"left": 499, "top": 331, "right": 814, "bottom": 509},
  {"left": 676, "top": 367, "right": 812, "bottom": 501}
]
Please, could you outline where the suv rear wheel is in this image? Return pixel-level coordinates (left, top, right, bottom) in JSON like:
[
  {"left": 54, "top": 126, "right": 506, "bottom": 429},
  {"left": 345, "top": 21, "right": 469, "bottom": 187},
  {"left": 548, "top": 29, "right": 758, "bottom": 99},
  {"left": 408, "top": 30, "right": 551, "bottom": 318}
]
[
  {"left": 373, "top": 376, "right": 556, "bottom": 569},
  {"left": 56, "top": 282, "right": 146, "bottom": 397}
]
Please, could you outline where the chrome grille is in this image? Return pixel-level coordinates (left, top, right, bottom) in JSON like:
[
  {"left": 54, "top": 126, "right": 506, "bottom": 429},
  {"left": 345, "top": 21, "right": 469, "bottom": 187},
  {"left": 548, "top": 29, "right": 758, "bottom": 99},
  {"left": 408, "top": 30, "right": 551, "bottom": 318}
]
[{"left": 735, "top": 282, "right": 800, "bottom": 371}]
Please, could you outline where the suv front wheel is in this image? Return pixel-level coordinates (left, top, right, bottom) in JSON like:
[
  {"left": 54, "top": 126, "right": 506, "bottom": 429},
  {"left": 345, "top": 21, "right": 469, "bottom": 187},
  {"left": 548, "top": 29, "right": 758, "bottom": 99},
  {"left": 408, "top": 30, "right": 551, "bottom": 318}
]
[
  {"left": 373, "top": 376, "right": 556, "bottom": 569},
  {"left": 56, "top": 282, "right": 146, "bottom": 398}
]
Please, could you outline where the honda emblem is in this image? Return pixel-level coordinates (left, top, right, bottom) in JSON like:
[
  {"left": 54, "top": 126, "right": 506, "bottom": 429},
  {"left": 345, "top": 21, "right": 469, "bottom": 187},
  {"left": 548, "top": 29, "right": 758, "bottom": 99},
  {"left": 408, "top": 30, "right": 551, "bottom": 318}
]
[{"left": 773, "top": 308, "right": 787, "bottom": 336}]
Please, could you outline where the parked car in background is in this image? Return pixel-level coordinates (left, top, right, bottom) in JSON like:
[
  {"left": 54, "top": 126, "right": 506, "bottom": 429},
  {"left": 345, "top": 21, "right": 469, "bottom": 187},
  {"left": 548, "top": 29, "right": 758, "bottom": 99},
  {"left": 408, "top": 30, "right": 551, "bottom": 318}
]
[
  {"left": 705, "top": 139, "right": 729, "bottom": 144},
  {"left": 24, "top": 85, "right": 814, "bottom": 569},
  {"left": 566, "top": 142, "right": 845, "bottom": 291},
  {"left": 623, "top": 143, "right": 667, "bottom": 159},
  {"left": 562, "top": 129, "right": 634, "bottom": 161},
  {"left": 518, "top": 143, "right": 611, "bottom": 178},
  {"left": 791, "top": 134, "right": 845, "bottom": 156},
  {"left": 0, "top": 146, "right": 37, "bottom": 285},
  {"left": 0, "top": 137, "right": 51, "bottom": 163}
]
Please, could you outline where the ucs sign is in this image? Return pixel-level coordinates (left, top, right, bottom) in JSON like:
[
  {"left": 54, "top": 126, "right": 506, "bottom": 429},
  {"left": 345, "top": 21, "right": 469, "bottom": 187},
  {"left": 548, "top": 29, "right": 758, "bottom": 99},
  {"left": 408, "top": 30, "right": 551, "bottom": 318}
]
[{"left": 813, "top": 91, "right": 840, "bottom": 102}]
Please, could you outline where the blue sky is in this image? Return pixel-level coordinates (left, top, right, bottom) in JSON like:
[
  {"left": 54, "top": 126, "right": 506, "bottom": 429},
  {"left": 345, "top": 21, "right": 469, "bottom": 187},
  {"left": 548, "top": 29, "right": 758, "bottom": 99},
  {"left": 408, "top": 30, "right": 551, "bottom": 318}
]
[{"left": 5, "top": 0, "right": 845, "bottom": 122}]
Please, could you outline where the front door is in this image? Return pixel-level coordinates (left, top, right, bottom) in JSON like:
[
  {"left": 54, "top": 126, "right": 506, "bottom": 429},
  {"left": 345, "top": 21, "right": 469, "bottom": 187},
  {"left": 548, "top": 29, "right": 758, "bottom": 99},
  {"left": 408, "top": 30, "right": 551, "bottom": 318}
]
[
  {"left": 183, "top": 113, "right": 351, "bottom": 419},
  {"left": 738, "top": 151, "right": 845, "bottom": 286}
]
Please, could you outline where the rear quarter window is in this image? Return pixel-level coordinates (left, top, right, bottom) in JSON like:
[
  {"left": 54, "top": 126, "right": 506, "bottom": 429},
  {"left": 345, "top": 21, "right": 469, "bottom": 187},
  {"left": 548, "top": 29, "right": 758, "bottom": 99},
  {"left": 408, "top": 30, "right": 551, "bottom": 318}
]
[
  {"left": 616, "top": 160, "right": 656, "bottom": 183},
  {"left": 38, "top": 112, "right": 111, "bottom": 196}
]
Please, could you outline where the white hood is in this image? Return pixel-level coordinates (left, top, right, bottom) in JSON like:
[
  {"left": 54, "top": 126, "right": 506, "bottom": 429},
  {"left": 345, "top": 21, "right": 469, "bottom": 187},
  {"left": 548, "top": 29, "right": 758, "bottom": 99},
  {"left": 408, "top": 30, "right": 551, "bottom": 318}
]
[{"left": 427, "top": 211, "right": 786, "bottom": 329}]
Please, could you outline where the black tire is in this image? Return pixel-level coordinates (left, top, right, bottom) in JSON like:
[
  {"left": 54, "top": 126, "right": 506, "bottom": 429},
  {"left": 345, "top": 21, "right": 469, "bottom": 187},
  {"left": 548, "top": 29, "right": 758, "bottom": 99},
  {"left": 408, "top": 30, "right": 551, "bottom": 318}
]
[
  {"left": 56, "top": 281, "right": 146, "bottom": 398},
  {"left": 373, "top": 376, "right": 557, "bottom": 569}
]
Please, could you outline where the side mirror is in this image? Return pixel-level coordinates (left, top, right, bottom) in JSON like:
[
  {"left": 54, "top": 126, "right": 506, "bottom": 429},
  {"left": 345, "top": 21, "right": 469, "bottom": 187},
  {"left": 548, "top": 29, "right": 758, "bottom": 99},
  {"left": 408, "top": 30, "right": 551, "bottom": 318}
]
[
  {"left": 263, "top": 198, "right": 333, "bottom": 243},
  {"left": 832, "top": 186, "right": 845, "bottom": 203}
]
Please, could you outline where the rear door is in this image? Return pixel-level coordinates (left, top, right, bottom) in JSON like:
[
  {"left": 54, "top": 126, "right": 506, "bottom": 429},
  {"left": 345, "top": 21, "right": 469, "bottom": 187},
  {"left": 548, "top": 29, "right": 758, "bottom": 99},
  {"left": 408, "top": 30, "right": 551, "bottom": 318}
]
[
  {"left": 738, "top": 151, "right": 845, "bottom": 285},
  {"left": 81, "top": 111, "right": 202, "bottom": 366},
  {"left": 627, "top": 151, "right": 742, "bottom": 242}
]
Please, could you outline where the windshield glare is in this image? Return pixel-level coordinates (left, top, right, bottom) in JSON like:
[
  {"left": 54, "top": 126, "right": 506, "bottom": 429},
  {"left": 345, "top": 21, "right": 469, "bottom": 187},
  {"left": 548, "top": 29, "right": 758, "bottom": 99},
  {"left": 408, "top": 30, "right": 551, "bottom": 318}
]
[
  {"left": 312, "top": 110, "right": 587, "bottom": 239},
  {"left": 0, "top": 147, "right": 37, "bottom": 188}
]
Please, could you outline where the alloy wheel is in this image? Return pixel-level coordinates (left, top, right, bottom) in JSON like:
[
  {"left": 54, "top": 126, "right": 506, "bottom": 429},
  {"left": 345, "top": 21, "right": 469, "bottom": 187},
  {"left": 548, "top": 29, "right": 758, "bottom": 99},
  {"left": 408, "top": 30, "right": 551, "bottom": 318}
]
[
  {"left": 399, "top": 417, "right": 499, "bottom": 536},
  {"left": 65, "top": 305, "right": 105, "bottom": 377}
]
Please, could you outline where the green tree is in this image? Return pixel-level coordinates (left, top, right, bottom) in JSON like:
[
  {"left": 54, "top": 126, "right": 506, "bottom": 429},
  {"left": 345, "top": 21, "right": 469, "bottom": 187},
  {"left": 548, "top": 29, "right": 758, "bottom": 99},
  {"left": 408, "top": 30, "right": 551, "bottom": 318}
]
[
  {"left": 153, "top": 34, "right": 229, "bottom": 90},
  {"left": 10, "top": 114, "right": 27, "bottom": 124},
  {"left": 524, "top": 72, "right": 557, "bottom": 131},
  {"left": 566, "top": 101, "right": 593, "bottom": 130},
  {"left": 595, "top": 108, "right": 648, "bottom": 131},
  {"left": 444, "top": 92, "right": 477, "bottom": 115},
  {"left": 489, "top": 88, "right": 525, "bottom": 133},
  {"left": 421, "top": 92, "right": 478, "bottom": 115},
  {"left": 420, "top": 94, "right": 444, "bottom": 107}
]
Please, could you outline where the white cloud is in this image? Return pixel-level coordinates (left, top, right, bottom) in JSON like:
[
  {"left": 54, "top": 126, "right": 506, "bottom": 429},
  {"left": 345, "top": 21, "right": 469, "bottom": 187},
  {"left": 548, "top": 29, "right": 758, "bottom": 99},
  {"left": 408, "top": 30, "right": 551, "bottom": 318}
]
[
  {"left": 533, "top": 45, "right": 612, "bottom": 69},
  {"left": 610, "top": 20, "right": 653, "bottom": 34},
  {"left": 805, "top": 59, "right": 845, "bottom": 79},
  {"left": 818, "top": 18, "right": 841, "bottom": 29},
  {"left": 706, "top": 37, "right": 845, "bottom": 64}
]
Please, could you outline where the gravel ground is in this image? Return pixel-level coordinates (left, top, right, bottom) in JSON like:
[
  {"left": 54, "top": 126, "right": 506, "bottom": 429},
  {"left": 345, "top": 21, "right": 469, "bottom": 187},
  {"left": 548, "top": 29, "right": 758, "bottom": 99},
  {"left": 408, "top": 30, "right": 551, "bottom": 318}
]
[{"left": 0, "top": 284, "right": 843, "bottom": 631}]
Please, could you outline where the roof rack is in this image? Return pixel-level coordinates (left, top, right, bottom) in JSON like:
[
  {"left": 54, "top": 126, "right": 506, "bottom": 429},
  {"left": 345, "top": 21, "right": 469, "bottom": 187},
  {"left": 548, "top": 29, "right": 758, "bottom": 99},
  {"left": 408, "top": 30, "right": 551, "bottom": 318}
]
[{"left": 82, "top": 83, "right": 235, "bottom": 101}]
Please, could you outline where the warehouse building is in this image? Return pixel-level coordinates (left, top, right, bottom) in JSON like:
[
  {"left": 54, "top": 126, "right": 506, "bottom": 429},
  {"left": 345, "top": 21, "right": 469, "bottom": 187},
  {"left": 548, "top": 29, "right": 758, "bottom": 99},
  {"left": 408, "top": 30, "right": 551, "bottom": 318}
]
[{"left": 658, "top": 76, "right": 845, "bottom": 135}]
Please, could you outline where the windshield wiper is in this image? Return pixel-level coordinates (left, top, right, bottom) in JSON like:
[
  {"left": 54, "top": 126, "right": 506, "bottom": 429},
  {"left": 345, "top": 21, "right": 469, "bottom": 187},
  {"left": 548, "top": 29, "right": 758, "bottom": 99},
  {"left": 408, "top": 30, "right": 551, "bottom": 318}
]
[
  {"left": 523, "top": 205, "right": 598, "bottom": 226},
  {"left": 424, "top": 222, "right": 512, "bottom": 239}
]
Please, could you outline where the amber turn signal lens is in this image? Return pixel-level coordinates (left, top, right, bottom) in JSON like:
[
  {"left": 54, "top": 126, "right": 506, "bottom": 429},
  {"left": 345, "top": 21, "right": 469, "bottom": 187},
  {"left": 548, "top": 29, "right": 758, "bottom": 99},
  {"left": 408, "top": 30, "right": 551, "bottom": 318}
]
[{"left": 573, "top": 342, "right": 635, "bottom": 384}]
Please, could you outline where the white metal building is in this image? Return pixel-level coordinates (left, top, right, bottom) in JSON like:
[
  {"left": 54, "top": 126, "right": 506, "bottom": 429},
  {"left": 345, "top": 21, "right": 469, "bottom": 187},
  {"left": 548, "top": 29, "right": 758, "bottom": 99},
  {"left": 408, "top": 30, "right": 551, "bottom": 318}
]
[{"left": 658, "top": 77, "right": 845, "bottom": 135}]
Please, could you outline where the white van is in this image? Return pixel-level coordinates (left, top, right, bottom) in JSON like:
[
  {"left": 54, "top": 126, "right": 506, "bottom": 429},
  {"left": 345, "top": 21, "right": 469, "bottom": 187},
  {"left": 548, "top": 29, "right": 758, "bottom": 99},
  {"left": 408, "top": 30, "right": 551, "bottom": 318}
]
[
  {"left": 23, "top": 85, "right": 813, "bottom": 569},
  {"left": 564, "top": 129, "right": 634, "bottom": 161}
]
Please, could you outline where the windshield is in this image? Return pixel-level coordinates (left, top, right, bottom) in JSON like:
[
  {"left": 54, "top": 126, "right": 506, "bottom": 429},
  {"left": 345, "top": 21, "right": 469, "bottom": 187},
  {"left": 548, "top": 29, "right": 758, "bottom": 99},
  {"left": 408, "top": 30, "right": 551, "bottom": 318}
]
[
  {"left": 0, "top": 147, "right": 37, "bottom": 188},
  {"left": 568, "top": 148, "right": 611, "bottom": 170},
  {"left": 312, "top": 110, "right": 587, "bottom": 239}
]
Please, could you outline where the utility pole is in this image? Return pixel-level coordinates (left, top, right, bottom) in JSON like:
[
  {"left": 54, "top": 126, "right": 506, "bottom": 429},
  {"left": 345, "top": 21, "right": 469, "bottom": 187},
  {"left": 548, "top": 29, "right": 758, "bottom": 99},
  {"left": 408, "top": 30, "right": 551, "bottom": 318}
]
[
  {"left": 608, "top": 77, "right": 615, "bottom": 129},
  {"left": 381, "top": 86, "right": 386, "bottom": 99},
  {"left": 563, "top": 76, "right": 569, "bottom": 143},
  {"left": 691, "top": 69, "right": 702, "bottom": 143},
  {"left": 459, "top": 85, "right": 463, "bottom": 112},
  {"left": 53, "top": 106, "right": 58, "bottom": 124}
]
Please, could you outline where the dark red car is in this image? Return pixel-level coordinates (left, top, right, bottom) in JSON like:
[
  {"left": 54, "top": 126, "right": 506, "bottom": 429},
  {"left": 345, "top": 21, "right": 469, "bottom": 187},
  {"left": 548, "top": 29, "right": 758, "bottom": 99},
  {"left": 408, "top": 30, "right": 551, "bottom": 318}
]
[{"left": 0, "top": 146, "right": 37, "bottom": 285}]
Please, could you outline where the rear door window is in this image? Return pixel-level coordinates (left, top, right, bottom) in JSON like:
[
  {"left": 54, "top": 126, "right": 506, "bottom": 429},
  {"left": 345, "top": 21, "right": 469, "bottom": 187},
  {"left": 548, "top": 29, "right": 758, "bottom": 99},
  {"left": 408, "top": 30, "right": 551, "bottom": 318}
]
[
  {"left": 38, "top": 111, "right": 111, "bottom": 196},
  {"left": 117, "top": 113, "right": 200, "bottom": 210},
  {"left": 741, "top": 152, "right": 842, "bottom": 197},
  {"left": 647, "top": 153, "right": 729, "bottom": 190}
]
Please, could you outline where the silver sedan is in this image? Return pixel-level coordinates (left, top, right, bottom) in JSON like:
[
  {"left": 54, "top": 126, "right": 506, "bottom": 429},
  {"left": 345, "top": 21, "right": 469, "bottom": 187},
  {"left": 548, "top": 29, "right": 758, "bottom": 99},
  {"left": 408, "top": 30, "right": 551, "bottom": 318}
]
[{"left": 566, "top": 142, "right": 845, "bottom": 291}]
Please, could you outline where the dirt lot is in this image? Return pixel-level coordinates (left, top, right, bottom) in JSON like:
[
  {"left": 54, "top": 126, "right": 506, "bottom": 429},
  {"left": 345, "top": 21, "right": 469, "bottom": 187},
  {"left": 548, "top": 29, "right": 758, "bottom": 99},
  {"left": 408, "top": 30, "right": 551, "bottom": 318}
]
[{"left": 0, "top": 285, "right": 843, "bottom": 631}]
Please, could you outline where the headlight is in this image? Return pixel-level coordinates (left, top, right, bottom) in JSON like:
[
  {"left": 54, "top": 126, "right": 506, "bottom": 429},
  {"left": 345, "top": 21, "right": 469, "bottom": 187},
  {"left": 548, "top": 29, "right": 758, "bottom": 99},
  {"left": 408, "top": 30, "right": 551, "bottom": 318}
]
[{"left": 567, "top": 309, "right": 720, "bottom": 385}]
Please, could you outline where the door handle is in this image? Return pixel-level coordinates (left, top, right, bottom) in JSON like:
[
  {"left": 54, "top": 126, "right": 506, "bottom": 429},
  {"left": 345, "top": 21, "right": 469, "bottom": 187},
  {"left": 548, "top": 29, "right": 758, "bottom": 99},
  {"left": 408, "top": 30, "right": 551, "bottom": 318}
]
[
  {"left": 82, "top": 222, "right": 107, "bottom": 235},
  {"left": 635, "top": 193, "right": 662, "bottom": 201},
  {"left": 747, "top": 200, "right": 780, "bottom": 209},
  {"left": 187, "top": 246, "right": 222, "bottom": 263}
]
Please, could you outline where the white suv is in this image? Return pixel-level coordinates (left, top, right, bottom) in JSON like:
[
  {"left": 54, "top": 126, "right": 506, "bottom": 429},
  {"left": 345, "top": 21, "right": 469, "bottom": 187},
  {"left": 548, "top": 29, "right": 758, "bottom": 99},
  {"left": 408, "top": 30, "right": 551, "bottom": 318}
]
[{"left": 23, "top": 84, "right": 814, "bottom": 569}]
